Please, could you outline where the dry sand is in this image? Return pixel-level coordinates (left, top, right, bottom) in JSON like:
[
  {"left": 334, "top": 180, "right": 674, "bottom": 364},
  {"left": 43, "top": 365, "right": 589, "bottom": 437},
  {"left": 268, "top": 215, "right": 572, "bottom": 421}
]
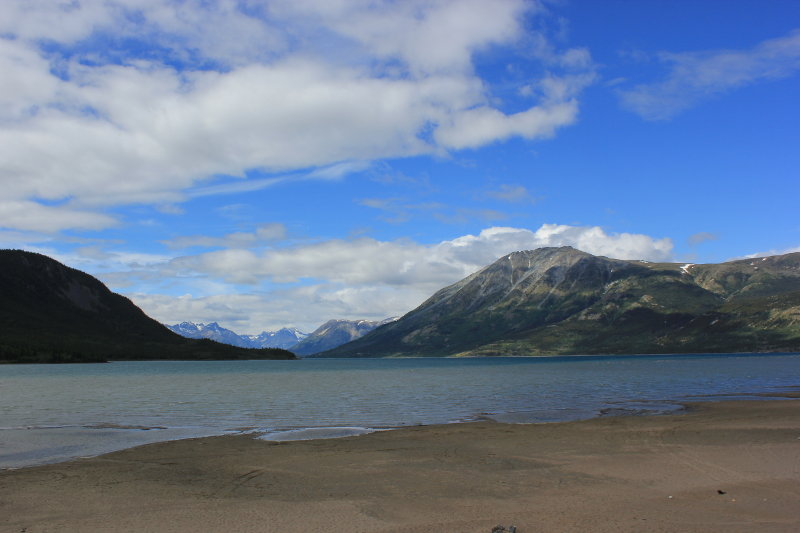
[{"left": 2, "top": 398, "right": 799, "bottom": 532}]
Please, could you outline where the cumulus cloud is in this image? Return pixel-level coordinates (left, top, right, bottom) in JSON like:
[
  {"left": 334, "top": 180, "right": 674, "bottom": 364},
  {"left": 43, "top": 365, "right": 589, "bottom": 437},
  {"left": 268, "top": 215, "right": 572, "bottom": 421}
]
[
  {"left": 0, "top": 0, "right": 594, "bottom": 233},
  {"left": 438, "top": 225, "right": 674, "bottom": 269},
  {"left": 619, "top": 30, "right": 800, "bottom": 120},
  {"left": 114, "top": 224, "right": 673, "bottom": 332}
]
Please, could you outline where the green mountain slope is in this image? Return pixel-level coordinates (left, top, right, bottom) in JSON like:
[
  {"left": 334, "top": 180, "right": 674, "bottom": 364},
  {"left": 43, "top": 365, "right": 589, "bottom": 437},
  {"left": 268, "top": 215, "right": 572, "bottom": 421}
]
[
  {"left": 0, "top": 250, "right": 296, "bottom": 363},
  {"left": 315, "top": 247, "right": 800, "bottom": 357}
]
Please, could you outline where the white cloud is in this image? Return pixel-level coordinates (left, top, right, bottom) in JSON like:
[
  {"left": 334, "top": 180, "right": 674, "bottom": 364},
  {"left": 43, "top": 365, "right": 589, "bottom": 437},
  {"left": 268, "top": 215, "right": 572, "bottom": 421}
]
[
  {"left": 0, "top": 38, "right": 61, "bottom": 119},
  {"left": 0, "top": 0, "right": 594, "bottom": 232},
  {"left": 619, "top": 30, "right": 800, "bottom": 120},
  {"left": 0, "top": 230, "right": 54, "bottom": 248},
  {"left": 0, "top": 0, "right": 284, "bottom": 65},
  {"left": 271, "top": 0, "right": 531, "bottom": 75},
  {"left": 167, "top": 224, "right": 673, "bottom": 287},
  {"left": 434, "top": 100, "right": 579, "bottom": 150},
  {"left": 442, "top": 225, "right": 674, "bottom": 267},
  {"left": 0, "top": 201, "right": 116, "bottom": 233},
  {"left": 188, "top": 161, "right": 374, "bottom": 198}
]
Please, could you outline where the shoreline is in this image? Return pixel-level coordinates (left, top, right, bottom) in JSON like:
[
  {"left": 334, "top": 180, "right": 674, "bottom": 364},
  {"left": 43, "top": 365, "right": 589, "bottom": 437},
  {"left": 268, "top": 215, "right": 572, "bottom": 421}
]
[
  {"left": 2, "top": 397, "right": 799, "bottom": 532},
  {"left": 4, "top": 388, "right": 798, "bottom": 472}
]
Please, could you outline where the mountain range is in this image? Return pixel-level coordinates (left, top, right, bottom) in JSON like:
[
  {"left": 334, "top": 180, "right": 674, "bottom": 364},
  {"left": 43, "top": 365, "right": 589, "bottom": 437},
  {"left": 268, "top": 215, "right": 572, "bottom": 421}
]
[
  {"left": 5, "top": 246, "right": 799, "bottom": 362},
  {"left": 166, "top": 318, "right": 394, "bottom": 355},
  {"left": 0, "top": 250, "right": 296, "bottom": 363},
  {"left": 166, "top": 322, "right": 307, "bottom": 350},
  {"left": 315, "top": 247, "right": 800, "bottom": 357}
]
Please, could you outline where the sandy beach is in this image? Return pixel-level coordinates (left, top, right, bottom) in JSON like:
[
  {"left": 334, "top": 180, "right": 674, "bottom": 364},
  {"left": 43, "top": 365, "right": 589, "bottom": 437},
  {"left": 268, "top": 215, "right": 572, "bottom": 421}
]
[{"left": 2, "top": 398, "right": 799, "bottom": 533}]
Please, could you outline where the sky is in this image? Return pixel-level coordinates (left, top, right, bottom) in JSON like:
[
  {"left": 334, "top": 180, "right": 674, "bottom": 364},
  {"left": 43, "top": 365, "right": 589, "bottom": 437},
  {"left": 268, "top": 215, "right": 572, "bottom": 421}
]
[{"left": 1, "top": 0, "right": 798, "bottom": 335}]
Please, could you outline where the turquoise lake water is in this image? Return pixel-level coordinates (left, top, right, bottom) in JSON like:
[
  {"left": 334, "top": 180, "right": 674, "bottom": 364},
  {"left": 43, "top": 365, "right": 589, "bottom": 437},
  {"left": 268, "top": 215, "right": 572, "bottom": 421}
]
[{"left": 2, "top": 353, "right": 799, "bottom": 469}]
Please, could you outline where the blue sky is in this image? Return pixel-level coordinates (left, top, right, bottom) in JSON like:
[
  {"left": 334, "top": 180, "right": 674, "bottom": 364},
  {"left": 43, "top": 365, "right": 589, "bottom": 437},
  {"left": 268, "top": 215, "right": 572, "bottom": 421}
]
[{"left": 1, "top": 0, "right": 798, "bottom": 334}]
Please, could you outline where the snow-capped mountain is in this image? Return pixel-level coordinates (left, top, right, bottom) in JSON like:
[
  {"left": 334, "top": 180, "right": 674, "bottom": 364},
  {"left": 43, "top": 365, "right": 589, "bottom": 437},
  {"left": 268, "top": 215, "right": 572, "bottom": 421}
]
[
  {"left": 166, "top": 318, "right": 396, "bottom": 355},
  {"left": 165, "top": 322, "right": 308, "bottom": 350},
  {"left": 244, "top": 328, "right": 309, "bottom": 349}
]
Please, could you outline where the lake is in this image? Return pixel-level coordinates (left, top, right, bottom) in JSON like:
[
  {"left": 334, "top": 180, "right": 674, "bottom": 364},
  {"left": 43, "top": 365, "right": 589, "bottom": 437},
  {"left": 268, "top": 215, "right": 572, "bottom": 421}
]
[{"left": 2, "top": 353, "right": 799, "bottom": 469}]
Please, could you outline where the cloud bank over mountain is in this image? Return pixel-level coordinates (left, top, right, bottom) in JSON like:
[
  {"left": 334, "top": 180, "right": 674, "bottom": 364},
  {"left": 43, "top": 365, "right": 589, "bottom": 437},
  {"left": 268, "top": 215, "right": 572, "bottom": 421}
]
[{"left": 122, "top": 223, "right": 672, "bottom": 332}]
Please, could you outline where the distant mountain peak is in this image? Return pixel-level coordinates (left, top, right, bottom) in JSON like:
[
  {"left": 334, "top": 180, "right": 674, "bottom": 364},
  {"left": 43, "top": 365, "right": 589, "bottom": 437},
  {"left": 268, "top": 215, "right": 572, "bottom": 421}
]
[{"left": 291, "top": 317, "right": 396, "bottom": 356}]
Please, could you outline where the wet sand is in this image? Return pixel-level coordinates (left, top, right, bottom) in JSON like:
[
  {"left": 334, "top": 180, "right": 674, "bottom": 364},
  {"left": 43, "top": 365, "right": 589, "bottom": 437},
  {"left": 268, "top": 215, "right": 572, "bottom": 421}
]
[{"left": 2, "top": 398, "right": 799, "bottom": 532}]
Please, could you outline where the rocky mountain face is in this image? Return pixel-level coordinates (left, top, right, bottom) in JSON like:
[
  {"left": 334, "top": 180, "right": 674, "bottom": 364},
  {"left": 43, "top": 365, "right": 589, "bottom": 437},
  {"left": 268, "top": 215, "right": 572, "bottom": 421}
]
[
  {"left": 316, "top": 247, "right": 800, "bottom": 357},
  {"left": 292, "top": 318, "right": 397, "bottom": 356},
  {"left": 166, "top": 322, "right": 308, "bottom": 350},
  {"left": 0, "top": 250, "right": 296, "bottom": 363}
]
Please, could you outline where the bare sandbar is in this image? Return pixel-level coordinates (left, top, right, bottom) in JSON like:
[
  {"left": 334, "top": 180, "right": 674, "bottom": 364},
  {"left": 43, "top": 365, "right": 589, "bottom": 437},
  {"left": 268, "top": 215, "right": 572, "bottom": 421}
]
[{"left": 2, "top": 398, "right": 799, "bottom": 532}]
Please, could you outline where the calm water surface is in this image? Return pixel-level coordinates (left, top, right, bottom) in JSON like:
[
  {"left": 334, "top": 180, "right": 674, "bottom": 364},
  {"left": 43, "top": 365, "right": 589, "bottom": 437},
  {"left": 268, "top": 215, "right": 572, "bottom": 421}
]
[{"left": 2, "top": 353, "right": 799, "bottom": 468}]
